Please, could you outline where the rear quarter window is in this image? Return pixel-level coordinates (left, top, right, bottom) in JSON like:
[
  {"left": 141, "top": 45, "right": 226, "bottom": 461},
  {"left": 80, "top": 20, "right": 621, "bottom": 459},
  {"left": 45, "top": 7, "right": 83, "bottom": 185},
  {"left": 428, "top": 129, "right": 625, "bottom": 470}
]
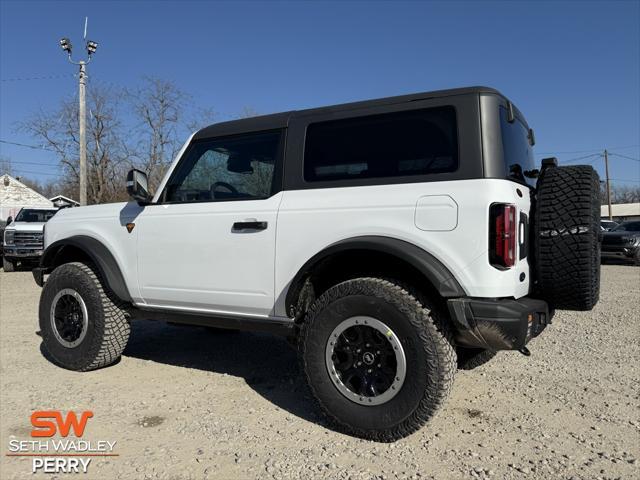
[
  {"left": 304, "top": 106, "right": 458, "bottom": 182},
  {"left": 500, "top": 106, "right": 536, "bottom": 187}
]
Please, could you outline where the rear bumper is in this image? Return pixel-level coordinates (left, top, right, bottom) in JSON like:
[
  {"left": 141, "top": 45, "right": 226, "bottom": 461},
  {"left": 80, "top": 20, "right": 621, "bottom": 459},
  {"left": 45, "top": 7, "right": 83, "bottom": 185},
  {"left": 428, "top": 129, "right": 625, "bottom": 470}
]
[{"left": 448, "top": 296, "right": 552, "bottom": 351}]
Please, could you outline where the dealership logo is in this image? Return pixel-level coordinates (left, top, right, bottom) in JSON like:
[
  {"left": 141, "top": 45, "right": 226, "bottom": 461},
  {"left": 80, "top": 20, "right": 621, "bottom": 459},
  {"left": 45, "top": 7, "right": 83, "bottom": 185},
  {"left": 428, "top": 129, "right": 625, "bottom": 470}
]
[
  {"left": 31, "top": 410, "right": 94, "bottom": 437},
  {"left": 6, "top": 410, "right": 117, "bottom": 474}
]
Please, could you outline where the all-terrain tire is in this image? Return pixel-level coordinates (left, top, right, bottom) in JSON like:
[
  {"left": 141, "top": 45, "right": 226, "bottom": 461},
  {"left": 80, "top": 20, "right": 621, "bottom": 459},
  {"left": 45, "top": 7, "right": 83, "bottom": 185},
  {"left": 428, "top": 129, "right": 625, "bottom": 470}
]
[
  {"left": 39, "top": 262, "right": 130, "bottom": 371},
  {"left": 534, "top": 165, "right": 601, "bottom": 310},
  {"left": 457, "top": 347, "right": 497, "bottom": 370},
  {"left": 634, "top": 249, "right": 640, "bottom": 266},
  {"left": 3, "top": 257, "right": 15, "bottom": 272},
  {"left": 299, "top": 278, "right": 456, "bottom": 442}
]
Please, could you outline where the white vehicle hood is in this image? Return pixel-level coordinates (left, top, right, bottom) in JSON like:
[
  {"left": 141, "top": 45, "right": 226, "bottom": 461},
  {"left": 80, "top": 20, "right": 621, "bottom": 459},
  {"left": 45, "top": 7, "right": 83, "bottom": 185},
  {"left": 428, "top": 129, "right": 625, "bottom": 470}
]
[{"left": 5, "top": 221, "right": 46, "bottom": 233}]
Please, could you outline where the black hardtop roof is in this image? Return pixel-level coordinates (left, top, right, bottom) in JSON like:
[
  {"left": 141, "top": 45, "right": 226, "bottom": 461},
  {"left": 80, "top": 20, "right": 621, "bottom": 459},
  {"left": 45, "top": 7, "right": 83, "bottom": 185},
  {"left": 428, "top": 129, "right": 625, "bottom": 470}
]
[{"left": 194, "top": 86, "right": 505, "bottom": 140}]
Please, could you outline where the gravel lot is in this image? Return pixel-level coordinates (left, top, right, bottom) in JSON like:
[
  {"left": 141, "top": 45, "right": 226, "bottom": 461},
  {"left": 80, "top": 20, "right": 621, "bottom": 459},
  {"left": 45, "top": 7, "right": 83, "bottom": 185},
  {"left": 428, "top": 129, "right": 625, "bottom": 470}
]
[{"left": 1, "top": 265, "right": 638, "bottom": 480}]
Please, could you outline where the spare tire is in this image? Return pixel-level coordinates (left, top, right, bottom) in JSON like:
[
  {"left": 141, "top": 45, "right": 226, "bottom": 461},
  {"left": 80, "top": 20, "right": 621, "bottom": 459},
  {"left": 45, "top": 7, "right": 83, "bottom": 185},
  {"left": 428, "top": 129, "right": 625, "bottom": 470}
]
[{"left": 533, "top": 165, "right": 601, "bottom": 311}]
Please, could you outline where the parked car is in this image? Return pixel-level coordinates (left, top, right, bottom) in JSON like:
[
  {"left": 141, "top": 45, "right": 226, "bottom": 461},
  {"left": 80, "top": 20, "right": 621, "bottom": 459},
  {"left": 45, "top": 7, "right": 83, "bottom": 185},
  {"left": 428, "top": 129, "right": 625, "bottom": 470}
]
[
  {"left": 601, "top": 221, "right": 640, "bottom": 265},
  {"left": 600, "top": 219, "right": 619, "bottom": 231},
  {"left": 2, "top": 207, "right": 58, "bottom": 272},
  {"left": 33, "top": 86, "right": 601, "bottom": 441},
  {"left": 0, "top": 220, "right": 5, "bottom": 261}
]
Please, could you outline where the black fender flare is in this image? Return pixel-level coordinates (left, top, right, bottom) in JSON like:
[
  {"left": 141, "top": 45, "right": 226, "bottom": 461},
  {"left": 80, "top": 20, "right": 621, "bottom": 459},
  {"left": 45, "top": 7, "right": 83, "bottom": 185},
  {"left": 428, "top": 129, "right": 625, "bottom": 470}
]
[
  {"left": 39, "top": 235, "right": 132, "bottom": 303},
  {"left": 284, "top": 235, "right": 466, "bottom": 313}
]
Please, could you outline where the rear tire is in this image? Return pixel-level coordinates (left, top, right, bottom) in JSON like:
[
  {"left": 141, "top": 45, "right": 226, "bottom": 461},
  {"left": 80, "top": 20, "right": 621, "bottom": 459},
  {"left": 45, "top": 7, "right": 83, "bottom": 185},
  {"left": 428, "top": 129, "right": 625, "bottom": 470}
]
[
  {"left": 39, "top": 262, "right": 130, "bottom": 371},
  {"left": 534, "top": 165, "right": 601, "bottom": 310},
  {"left": 3, "top": 257, "right": 15, "bottom": 272},
  {"left": 300, "top": 278, "right": 456, "bottom": 441}
]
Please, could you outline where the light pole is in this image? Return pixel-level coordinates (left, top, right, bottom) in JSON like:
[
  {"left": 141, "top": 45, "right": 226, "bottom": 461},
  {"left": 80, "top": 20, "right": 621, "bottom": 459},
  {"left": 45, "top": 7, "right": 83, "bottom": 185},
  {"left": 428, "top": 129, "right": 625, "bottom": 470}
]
[{"left": 59, "top": 35, "right": 98, "bottom": 206}]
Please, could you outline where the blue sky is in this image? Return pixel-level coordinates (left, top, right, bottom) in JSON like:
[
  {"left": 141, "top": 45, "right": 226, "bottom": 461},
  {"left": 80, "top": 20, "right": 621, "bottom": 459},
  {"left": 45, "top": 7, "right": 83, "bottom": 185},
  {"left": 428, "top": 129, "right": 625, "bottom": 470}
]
[{"left": 1, "top": 0, "right": 639, "bottom": 186}]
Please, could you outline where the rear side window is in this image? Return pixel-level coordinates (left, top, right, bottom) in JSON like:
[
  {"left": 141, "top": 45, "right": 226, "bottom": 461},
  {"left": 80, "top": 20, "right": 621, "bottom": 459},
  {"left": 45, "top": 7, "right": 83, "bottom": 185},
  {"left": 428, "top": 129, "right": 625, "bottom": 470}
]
[{"left": 304, "top": 107, "right": 458, "bottom": 182}]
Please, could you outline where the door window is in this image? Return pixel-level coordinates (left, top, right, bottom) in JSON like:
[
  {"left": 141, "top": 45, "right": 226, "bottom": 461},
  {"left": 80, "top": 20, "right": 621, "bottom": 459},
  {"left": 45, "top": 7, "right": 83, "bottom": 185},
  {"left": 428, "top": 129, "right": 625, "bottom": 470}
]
[{"left": 162, "top": 130, "right": 281, "bottom": 203}]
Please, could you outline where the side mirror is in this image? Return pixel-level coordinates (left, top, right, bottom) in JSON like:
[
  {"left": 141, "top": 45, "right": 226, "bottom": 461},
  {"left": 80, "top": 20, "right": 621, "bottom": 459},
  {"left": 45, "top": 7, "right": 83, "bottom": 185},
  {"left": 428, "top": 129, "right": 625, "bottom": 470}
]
[
  {"left": 126, "top": 169, "right": 151, "bottom": 204},
  {"left": 6, "top": 216, "right": 12, "bottom": 225}
]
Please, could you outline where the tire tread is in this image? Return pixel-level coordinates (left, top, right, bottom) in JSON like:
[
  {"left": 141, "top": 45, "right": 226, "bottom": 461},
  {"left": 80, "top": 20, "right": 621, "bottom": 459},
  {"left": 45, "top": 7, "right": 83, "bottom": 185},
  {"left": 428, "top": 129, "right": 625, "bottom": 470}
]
[
  {"left": 534, "top": 165, "right": 601, "bottom": 310},
  {"left": 300, "top": 277, "right": 456, "bottom": 441}
]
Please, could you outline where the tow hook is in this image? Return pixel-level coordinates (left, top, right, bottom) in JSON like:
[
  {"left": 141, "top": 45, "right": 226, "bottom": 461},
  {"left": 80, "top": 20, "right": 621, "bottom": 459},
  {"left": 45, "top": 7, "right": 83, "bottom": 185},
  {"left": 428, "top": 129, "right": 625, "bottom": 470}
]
[{"left": 519, "top": 346, "right": 531, "bottom": 356}]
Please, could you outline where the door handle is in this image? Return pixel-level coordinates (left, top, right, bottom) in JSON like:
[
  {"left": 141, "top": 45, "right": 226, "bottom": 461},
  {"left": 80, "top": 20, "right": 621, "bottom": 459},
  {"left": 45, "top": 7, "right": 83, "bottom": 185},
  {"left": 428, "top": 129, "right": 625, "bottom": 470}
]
[{"left": 232, "top": 220, "right": 268, "bottom": 232}]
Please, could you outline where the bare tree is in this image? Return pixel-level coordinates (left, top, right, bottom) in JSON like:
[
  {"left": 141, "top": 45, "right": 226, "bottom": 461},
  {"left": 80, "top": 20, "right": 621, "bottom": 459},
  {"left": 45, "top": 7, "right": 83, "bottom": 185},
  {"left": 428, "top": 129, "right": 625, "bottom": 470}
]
[
  {"left": 127, "top": 77, "right": 190, "bottom": 192},
  {"left": 18, "top": 84, "right": 129, "bottom": 204},
  {"left": 16, "top": 75, "right": 267, "bottom": 204},
  {"left": 0, "top": 155, "right": 13, "bottom": 176},
  {"left": 237, "top": 106, "right": 260, "bottom": 119},
  {"left": 186, "top": 106, "right": 217, "bottom": 133},
  {"left": 610, "top": 184, "right": 640, "bottom": 204}
]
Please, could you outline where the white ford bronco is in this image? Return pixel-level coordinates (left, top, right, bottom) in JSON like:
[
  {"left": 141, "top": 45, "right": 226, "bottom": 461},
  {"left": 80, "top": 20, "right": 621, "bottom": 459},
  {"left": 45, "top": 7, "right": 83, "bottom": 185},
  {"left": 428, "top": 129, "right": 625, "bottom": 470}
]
[{"left": 34, "top": 87, "right": 601, "bottom": 441}]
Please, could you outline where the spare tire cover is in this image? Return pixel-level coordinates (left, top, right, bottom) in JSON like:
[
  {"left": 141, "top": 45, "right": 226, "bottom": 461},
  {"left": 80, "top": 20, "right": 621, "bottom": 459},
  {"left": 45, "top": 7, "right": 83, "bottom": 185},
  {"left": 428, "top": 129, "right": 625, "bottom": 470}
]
[{"left": 533, "top": 165, "right": 601, "bottom": 311}]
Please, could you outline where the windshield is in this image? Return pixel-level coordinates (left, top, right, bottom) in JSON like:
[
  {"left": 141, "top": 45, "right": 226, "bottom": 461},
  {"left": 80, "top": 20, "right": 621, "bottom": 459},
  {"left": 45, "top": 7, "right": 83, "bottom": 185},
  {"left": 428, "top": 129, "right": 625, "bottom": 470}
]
[
  {"left": 612, "top": 221, "right": 640, "bottom": 232},
  {"left": 500, "top": 106, "right": 537, "bottom": 187},
  {"left": 15, "top": 209, "right": 58, "bottom": 222}
]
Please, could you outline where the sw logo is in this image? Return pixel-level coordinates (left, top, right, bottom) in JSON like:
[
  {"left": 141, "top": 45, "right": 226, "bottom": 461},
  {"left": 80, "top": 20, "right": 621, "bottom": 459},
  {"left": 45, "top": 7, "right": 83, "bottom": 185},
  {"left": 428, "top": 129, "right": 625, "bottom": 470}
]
[
  {"left": 8, "top": 411, "right": 116, "bottom": 474},
  {"left": 30, "top": 410, "right": 94, "bottom": 437}
]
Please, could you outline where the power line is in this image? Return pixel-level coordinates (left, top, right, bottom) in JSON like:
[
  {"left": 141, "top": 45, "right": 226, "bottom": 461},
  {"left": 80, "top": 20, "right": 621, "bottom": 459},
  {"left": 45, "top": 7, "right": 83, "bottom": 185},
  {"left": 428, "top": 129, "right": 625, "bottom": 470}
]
[
  {"left": 5, "top": 160, "right": 62, "bottom": 167},
  {"left": 609, "top": 153, "right": 640, "bottom": 163},
  {"left": 536, "top": 144, "right": 640, "bottom": 155},
  {"left": 1, "top": 73, "right": 76, "bottom": 82},
  {"left": 560, "top": 153, "right": 602, "bottom": 163},
  {"left": 9, "top": 168, "right": 64, "bottom": 177},
  {"left": 0, "top": 139, "right": 57, "bottom": 152}
]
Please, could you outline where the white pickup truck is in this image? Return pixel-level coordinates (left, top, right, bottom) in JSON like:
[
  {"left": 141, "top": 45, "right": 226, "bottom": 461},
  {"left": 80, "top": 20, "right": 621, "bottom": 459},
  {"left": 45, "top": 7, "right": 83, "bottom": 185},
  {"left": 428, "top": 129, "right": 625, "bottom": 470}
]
[{"left": 3, "top": 207, "right": 58, "bottom": 272}]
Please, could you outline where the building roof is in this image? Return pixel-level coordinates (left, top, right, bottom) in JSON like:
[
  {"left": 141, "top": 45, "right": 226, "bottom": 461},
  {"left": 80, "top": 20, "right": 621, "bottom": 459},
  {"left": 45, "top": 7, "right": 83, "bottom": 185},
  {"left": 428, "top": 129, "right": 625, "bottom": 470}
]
[
  {"left": 50, "top": 194, "right": 80, "bottom": 206},
  {"left": 601, "top": 203, "right": 640, "bottom": 218},
  {"left": 1, "top": 174, "right": 54, "bottom": 221},
  {"left": 0, "top": 174, "right": 53, "bottom": 207}
]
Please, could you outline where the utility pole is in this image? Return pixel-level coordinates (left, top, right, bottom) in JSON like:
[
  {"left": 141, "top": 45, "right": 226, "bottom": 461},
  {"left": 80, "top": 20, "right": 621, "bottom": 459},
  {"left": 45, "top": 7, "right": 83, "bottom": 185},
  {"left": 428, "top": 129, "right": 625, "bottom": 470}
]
[
  {"left": 59, "top": 19, "right": 98, "bottom": 206},
  {"left": 604, "top": 149, "right": 612, "bottom": 220},
  {"left": 78, "top": 62, "right": 87, "bottom": 206}
]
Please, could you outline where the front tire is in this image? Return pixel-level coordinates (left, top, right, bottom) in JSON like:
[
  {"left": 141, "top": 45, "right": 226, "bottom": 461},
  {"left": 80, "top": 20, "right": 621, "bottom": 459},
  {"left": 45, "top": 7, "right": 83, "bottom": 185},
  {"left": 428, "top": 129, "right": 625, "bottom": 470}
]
[
  {"left": 3, "top": 257, "right": 15, "bottom": 272},
  {"left": 300, "top": 278, "right": 456, "bottom": 441},
  {"left": 39, "top": 262, "right": 130, "bottom": 371}
]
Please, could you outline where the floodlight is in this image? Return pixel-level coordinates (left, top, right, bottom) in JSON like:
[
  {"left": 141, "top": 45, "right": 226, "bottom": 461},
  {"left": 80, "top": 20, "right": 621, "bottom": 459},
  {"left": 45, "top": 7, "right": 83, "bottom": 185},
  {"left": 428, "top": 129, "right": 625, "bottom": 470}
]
[
  {"left": 59, "top": 37, "right": 72, "bottom": 53},
  {"left": 86, "top": 40, "right": 98, "bottom": 55}
]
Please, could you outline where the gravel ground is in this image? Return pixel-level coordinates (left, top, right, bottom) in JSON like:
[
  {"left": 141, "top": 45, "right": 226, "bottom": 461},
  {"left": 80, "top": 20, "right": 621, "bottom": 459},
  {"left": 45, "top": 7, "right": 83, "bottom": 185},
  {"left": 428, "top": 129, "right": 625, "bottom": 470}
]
[{"left": 1, "top": 265, "right": 638, "bottom": 480}]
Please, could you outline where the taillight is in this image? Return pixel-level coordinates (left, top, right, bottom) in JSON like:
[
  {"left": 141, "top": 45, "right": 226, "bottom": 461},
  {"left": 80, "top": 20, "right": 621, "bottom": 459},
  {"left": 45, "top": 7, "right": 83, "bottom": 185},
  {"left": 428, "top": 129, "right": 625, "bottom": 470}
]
[{"left": 489, "top": 204, "right": 517, "bottom": 269}]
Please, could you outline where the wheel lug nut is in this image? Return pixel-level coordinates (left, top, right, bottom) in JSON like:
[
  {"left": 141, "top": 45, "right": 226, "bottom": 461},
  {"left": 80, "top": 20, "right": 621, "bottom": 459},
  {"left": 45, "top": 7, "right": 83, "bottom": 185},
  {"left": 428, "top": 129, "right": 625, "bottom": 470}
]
[
  {"left": 357, "top": 361, "right": 362, "bottom": 366},
  {"left": 367, "top": 369, "right": 372, "bottom": 373}
]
